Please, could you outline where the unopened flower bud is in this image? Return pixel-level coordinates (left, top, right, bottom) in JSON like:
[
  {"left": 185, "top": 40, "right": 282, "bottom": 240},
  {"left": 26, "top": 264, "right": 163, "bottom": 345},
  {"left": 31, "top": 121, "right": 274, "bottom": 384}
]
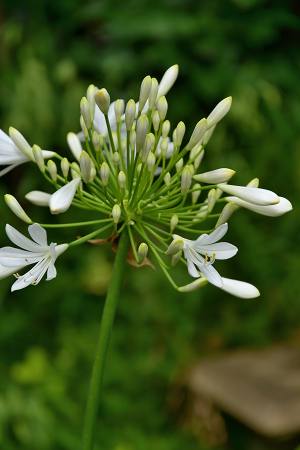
[
  {"left": 129, "top": 130, "right": 136, "bottom": 148},
  {"left": 137, "top": 242, "right": 148, "bottom": 263},
  {"left": 9, "top": 127, "right": 32, "bottom": 159},
  {"left": 114, "top": 99, "right": 125, "bottom": 122},
  {"left": 187, "top": 118, "right": 207, "bottom": 150},
  {"left": 152, "top": 110, "right": 160, "bottom": 132},
  {"left": 162, "top": 120, "right": 170, "bottom": 138},
  {"left": 247, "top": 178, "right": 259, "bottom": 188},
  {"left": 170, "top": 214, "right": 178, "bottom": 232},
  {"left": 192, "top": 183, "right": 201, "bottom": 204},
  {"left": 125, "top": 99, "right": 136, "bottom": 131},
  {"left": 181, "top": 165, "right": 193, "bottom": 194},
  {"left": 139, "top": 76, "right": 152, "bottom": 112},
  {"left": 164, "top": 172, "right": 171, "bottom": 186},
  {"left": 178, "top": 278, "right": 207, "bottom": 293},
  {"left": 112, "top": 204, "right": 121, "bottom": 224},
  {"left": 25, "top": 191, "right": 51, "bottom": 207},
  {"left": 136, "top": 114, "right": 149, "bottom": 152},
  {"left": 71, "top": 162, "right": 81, "bottom": 179},
  {"left": 80, "top": 151, "right": 94, "bottom": 183},
  {"left": 141, "top": 133, "right": 155, "bottom": 163},
  {"left": 174, "top": 121, "right": 186, "bottom": 147},
  {"left": 166, "top": 237, "right": 184, "bottom": 256},
  {"left": 80, "top": 97, "right": 92, "bottom": 129},
  {"left": 32, "top": 144, "right": 45, "bottom": 172},
  {"left": 148, "top": 78, "right": 159, "bottom": 109},
  {"left": 80, "top": 116, "right": 88, "bottom": 138},
  {"left": 118, "top": 171, "right": 126, "bottom": 189},
  {"left": 176, "top": 158, "right": 183, "bottom": 172},
  {"left": 156, "top": 96, "right": 168, "bottom": 121},
  {"left": 207, "top": 96, "right": 232, "bottom": 128},
  {"left": 87, "top": 84, "right": 97, "bottom": 111},
  {"left": 215, "top": 202, "right": 239, "bottom": 227},
  {"left": 147, "top": 152, "right": 156, "bottom": 171},
  {"left": 95, "top": 88, "right": 110, "bottom": 115},
  {"left": 190, "top": 144, "right": 202, "bottom": 162},
  {"left": 207, "top": 188, "right": 217, "bottom": 213},
  {"left": 193, "top": 148, "right": 205, "bottom": 170},
  {"left": 67, "top": 132, "right": 82, "bottom": 161},
  {"left": 92, "top": 131, "right": 101, "bottom": 150},
  {"left": 113, "top": 152, "right": 120, "bottom": 165},
  {"left": 4, "top": 194, "right": 32, "bottom": 224},
  {"left": 202, "top": 125, "right": 215, "bottom": 146},
  {"left": 100, "top": 162, "right": 110, "bottom": 186},
  {"left": 47, "top": 160, "right": 57, "bottom": 181},
  {"left": 194, "top": 168, "right": 235, "bottom": 184},
  {"left": 160, "top": 138, "right": 169, "bottom": 158},
  {"left": 158, "top": 64, "right": 179, "bottom": 97},
  {"left": 171, "top": 251, "right": 182, "bottom": 266},
  {"left": 61, "top": 158, "right": 70, "bottom": 178}
]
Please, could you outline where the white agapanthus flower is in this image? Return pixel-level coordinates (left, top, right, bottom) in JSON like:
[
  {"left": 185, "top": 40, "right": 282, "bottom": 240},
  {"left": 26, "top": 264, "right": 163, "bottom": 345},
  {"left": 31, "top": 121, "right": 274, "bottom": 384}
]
[
  {"left": 0, "top": 129, "right": 54, "bottom": 176},
  {"left": 225, "top": 195, "right": 292, "bottom": 217},
  {"left": 171, "top": 224, "right": 259, "bottom": 299},
  {"left": 0, "top": 223, "right": 67, "bottom": 291}
]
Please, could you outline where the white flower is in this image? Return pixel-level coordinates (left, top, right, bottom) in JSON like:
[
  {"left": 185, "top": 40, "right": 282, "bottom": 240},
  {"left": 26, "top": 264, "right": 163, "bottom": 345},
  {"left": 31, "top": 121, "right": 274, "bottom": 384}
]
[
  {"left": 49, "top": 178, "right": 81, "bottom": 214},
  {"left": 0, "top": 223, "right": 67, "bottom": 291},
  {"left": 157, "top": 64, "right": 179, "bottom": 97},
  {"left": 174, "top": 223, "right": 238, "bottom": 287},
  {"left": 225, "top": 195, "right": 292, "bottom": 217},
  {"left": 174, "top": 223, "right": 260, "bottom": 299},
  {"left": 0, "top": 129, "right": 54, "bottom": 176},
  {"left": 194, "top": 168, "right": 235, "bottom": 184},
  {"left": 217, "top": 183, "right": 279, "bottom": 206}
]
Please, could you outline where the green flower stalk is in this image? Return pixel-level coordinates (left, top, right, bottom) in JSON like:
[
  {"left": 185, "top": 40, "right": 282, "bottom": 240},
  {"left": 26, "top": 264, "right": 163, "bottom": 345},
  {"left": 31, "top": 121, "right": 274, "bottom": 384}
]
[{"left": 0, "top": 64, "right": 293, "bottom": 449}]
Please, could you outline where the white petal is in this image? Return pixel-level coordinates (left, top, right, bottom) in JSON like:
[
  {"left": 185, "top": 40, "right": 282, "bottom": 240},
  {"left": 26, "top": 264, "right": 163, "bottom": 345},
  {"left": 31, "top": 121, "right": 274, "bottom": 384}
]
[
  {"left": 28, "top": 224, "right": 48, "bottom": 246},
  {"left": 195, "top": 242, "right": 238, "bottom": 260},
  {"left": 0, "top": 129, "right": 12, "bottom": 144},
  {"left": 196, "top": 223, "right": 228, "bottom": 245},
  {"left": 11, "top": 258, "right": 49, "bottom": 291},
  {"left": 0, "top": 163, "right": 23, "bottom": 177},
  {"left": 218, "top": 184, "right": 279, "bottom": 206},
  {"left": 46, "top": 262, "right": 57, "bottom": 280},
  {"left": 200, "top": 263, "right": 223, "bottom": 288},
  {"left": 220, "top": 277, "right": 260, "bottom": 299},
  {"left": 0, "top": 247, "right": 42, "bottom": 267},
  {"left": 226, "top": 196, "right": 292, "bottom": 217},
  {"left": 187, "top": 259, "right": 200, "bottom": 278},
  {"left": 41, "top": 150, "right": 55, "bottom": 159},
  {"left": 158, "top": 65, "right": 179, "bottom": 97},
  {"left": 0, "top": 263, "right": 23, "bottom": 279},
  {"left": 49, "top": 178, "right": 81, "bottom": 214},
  {"left": 5, "top": 224, "right": 44, "bottom": 252},
  {"left": 54, "top": 243, "right": 68, "bottom": 258},
  {"left": 25, "top": 190, "right": 51, "bottom": 206},
  {"left": 207, "top": 97, "right": 232, "bottom": 128},
  {"left": 67, "top": 132, "right": 82, "bottom": 161}
]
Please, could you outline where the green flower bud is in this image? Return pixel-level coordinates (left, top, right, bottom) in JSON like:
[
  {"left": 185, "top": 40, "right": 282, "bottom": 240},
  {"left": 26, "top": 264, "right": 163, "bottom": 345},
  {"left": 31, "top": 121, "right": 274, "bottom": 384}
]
[
  {"left": 166, "top": 238, "right": 184, "bottom": 256},
  {"left": 95, "top": 88, "right": 110, "bottom": 115},
  {"left": 174, "top": 121, "right": 186, "bottom": 147},
  {"left": 146, "top": 152, "right": 156, "bottom": 171},
  {"left": 32, "top": 144, "right": 45, "bottom": 172},
  {"left": 71, "top": 162, "right": 81, "bottom": 179},
  {"left": 148, "top": 78, "right": 159, "bottom": 109},
  {"left": 92, "top": 131, "right": 101, "bottom": 150},
  {"left": 170, "top": 214, "right": 178, "bottom": 232},
  {"left": 9, "top": 127, "right": 32, "bottom": 160},
  {"left": 80, "top": 116, "right": 88, "bottom": 138},
  {"left": 152, "top": 110, "right": 160, "bottom": 132},
  {"left": 207, "top": 188, "right": 217, "bottom": 213},
  {"left": 187, "top": 118, "right": 207, "bottom": 150},
  {"left": 137, "top": 242, "right": 148, "bottom": 263},
  {"left": 181, "top": 165, "right": 193, "bottom": 194},
  {"left": 114, "top": 99, "right": 125, "bottom": 122},
  {"left": 112, "top": 204, "right": 121, "bottom": 224},
  {"left": 125, "top": 99, "right": 136, "bottom": 131},
  {"left": 136, "top": 114, "right": 149, "bottom": 152},
  {"left": 47, "top": 160, "right": 57, "bottom": 181},
  {"left": 192, "top": 183, "right": 201, "bottom": 204},
  {"left": 164, "top": 172, "right": 171, "bottom": 186},
  {"left": 156, "top": 96, "right": 168, "bottom": 121},
  {"left": 162, "top": 120, "right": 170, "bottom": 138},
  {"left": 4, "top": 194, "right": 32, "bottom": 224},
  {"left": 141, "top": 133, "right": 155, "bottom": 163},
  {"left": 113, "top": 152, "right": 120, "bottom": 166},
  {"left": 215, "top": 202, "right": 238, "bottom": 227},
  {"left": 80, "top": 97, "right": 92, "bottom": 129},
  {"left": 118, "top": 171, "right": 126, "bottom": 189},
  {"left": 80, "top": 151, "right": 94, "bottom": 183},
  {"left": 100, "top": 162, "right": 110, "bottom": 186},
  {"left": 176, "top": 158, "right": 183, "bottom": 173},
  {"left": 61, "top": 158, "right": 70, "bottom": 178},
  {"left": 138, "top": 76, "right": 152, "bottom": 112}
]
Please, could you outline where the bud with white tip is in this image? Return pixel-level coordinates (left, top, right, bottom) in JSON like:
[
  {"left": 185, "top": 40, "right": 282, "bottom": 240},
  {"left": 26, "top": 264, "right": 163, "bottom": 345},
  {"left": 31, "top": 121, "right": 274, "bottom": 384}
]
[
  {"left": 4, "top": 194, "right": 32, "bottom": 224},
  {"left": 95, "top": 88, "right": 110, "bottom": 115},
  {"left": 118, "top": 171, "right": 126, "bottom": 189},
  {"left": 148, "top": 78, "right": 159, "bottom": 109},
  {"left": 80, "top": 97, "right": 92, "bottom": 129},
  {"left": 139, "top": 76, "right": 152, "bottom": 112},
  {"left": 125, "top": 99, "right": 136, "bottom": 131},
  {"left": 71, "top": 162, "right": 81, "bottom": 180},
  {"left": 92, "top": 131, "right": 101, "bottom": 150},
  {"left": 32, "top": 145, "right": 45, "bottom": 172},
  {"left": 112, "top": 204, "right": 121, "bottom": 224},
  {"left": 9, "top": 127, "right": 33, "bottom": 160},
  {"left": 181, "top": 165, "right": 193, "bottom": 194},
  {"left": 194, "top": 168, "right": 235, "bottom": 184},
  {"left": 162, "top": 120, "right": 170, "bottom": 138},
  {"left": 207, "top": 96, "right": 232, "bottom": 128},
  {"left": 215, "top": 202, "right": 239, "bottom": 227},
  {"left": 156, "top": 96, "right": 168, "bottom": 121},
  {"left": 160, "top": 138, "right": 169, "bottom": 158},
  {"left": 170, "top": 214, "right": 178, "bottom": 232},
  {"left": 47, "top": 160, "right": 57, "bottom": 181},
  {"left": 166, "top": 237, "right": 184, "bottom": 256},
  {"left": 187, "top": 118, "right": 207, "bottom": 150},
  {"left": 174, "top": 121, "right": 186, "bottom": 147},
  {"left": 176, "top": 158, "right": 183, "bottom": 172},
  {"left": 152, "top": 110, "right": 160, "bottom": 132},
  {"left": 147, "top": 152, "right": 156, "bottom": 171},
  {"left": 207, "top": 188, "right": 217, "bottom": 213},
  {"left": 114, "top": 99, "right": 125, "bottom": 122},
  {"left": 164, "top": 172, "right": 171, "bottom": 186},
  {"left": 25, "top": 191, "right": 51, "bottom": 207},
  {"left": 193, "top": 148, "right": 205, "bottom": 170},
  {"left": 112, "top": 152, "right": 120, "bottom": 166},
  {"left": 202, "top": 125, "right": 215, "bottom": 146},
  {"left": 158, "top": 64, "right": 179, "bottom": 97},
  {"left": 100, "top": 162, "right": 110, "bottom": 186},
  {"left": 136, "top": 114, "right": 149, "bottom": 152},
  {"left": 137, "top": 242, "right": 148, "bottom": 263},
  {"left": 87, "top": 84, "right": 97, "bottom": 111},
  {"left": 61, "top": 158, "right": 70, "bottom": 178}
]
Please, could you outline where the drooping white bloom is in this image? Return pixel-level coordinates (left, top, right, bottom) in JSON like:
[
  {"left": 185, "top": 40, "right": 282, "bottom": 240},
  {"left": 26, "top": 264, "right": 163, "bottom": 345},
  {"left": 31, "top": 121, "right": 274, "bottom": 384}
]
[
  {"left": 25, "top": 191, "right": 51, "bottom": 206},
  {"left": 172, "top": 224, "right": 259, "bottom": 299},
  {"left": 0, "top": 224, "right": 67, "bottom": 291},
  {"left": 194, "top": 168, "right": 235, "bottom": 184},
  {"left": 0, "top": 129, "right": 54, "bottom": 176},
  {"left": 225, "top": 195, "right": 292, "bottom": 217},
  {"left": 49, "top": 178, "right": 81, "bottom": 214},
  {"left": 207, "top": 96, "right": 232, "bottom": 128},
  {"left": 217, "top": 183, "right": 279, "bottom": 206}
]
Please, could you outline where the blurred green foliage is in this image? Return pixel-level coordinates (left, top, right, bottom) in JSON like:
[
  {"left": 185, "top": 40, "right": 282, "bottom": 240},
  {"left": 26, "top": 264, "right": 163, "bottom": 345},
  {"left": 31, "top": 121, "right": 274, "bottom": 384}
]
[{"left": 0, "top": 0, "right": 300, "bottom": 449}]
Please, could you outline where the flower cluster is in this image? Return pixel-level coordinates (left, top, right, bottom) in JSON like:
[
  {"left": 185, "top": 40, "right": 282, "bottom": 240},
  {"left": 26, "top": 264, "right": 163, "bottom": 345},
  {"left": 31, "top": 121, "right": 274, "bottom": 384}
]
[{"left": 0, "top": 65, "right": 292, "bottom": 296}]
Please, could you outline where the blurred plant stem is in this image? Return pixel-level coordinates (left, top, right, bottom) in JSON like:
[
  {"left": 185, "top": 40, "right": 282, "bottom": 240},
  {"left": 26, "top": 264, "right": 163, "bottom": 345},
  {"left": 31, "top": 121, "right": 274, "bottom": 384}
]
[{"left": 82, "top": 231, "right": 129, "bottom": 450}]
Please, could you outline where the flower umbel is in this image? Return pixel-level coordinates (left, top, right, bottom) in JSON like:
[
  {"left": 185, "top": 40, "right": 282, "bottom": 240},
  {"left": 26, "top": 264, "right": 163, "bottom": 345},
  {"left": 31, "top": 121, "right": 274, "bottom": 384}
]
[{"left": 0, "top": 64, "right": 292, "bottom": 297}]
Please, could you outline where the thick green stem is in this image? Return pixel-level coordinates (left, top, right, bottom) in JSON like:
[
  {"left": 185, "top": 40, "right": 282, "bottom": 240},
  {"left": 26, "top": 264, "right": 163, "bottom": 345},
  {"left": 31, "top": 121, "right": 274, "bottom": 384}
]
[{"left": 82, "top": 231, "right": 129, "bottom": 450}]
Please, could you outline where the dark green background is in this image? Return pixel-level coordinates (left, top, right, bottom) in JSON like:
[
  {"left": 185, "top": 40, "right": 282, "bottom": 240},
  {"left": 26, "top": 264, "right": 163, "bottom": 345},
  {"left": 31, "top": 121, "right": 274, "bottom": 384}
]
[{"left": 0, "top": 1, "right": 299, "bottom": 449}]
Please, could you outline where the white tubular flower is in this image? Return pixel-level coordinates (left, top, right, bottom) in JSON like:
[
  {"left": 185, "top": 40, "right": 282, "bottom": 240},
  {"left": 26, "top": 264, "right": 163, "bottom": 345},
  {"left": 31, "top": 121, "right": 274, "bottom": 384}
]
[
  {"left": 217, "top": 183, "right": 279, "bottom": 206},
  {"left": 207, "top": 96, "right": 232, "bottom": 128},
  {"left": 25, "top": 191, "right": 51, "bottom": 207},
  {"left": 225, "top": 195, "right": 292, "bottom": 217},
  {"left": 194, "top": 168, "right": 235, "bottom": 184},
  {"left": 219, "top": 277, "right": 260, "bottom": 299},
  {"left": 0, "top": 129, "right": 53, "bottom": 176},
  {"left": 0, "top": 223, "right": 68, "bottom": 291},
  {"left": 49, "top": 178, "right": 81, "bottom": 214},
  {"left": 157, "top": 64, "right": 179, "bottom": 97},
  {"left": 67, "top": 132, "right": 82, "bottom": 161},
  {"left": 175, "top": 223, "right": 238, "bottom": 287}
]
